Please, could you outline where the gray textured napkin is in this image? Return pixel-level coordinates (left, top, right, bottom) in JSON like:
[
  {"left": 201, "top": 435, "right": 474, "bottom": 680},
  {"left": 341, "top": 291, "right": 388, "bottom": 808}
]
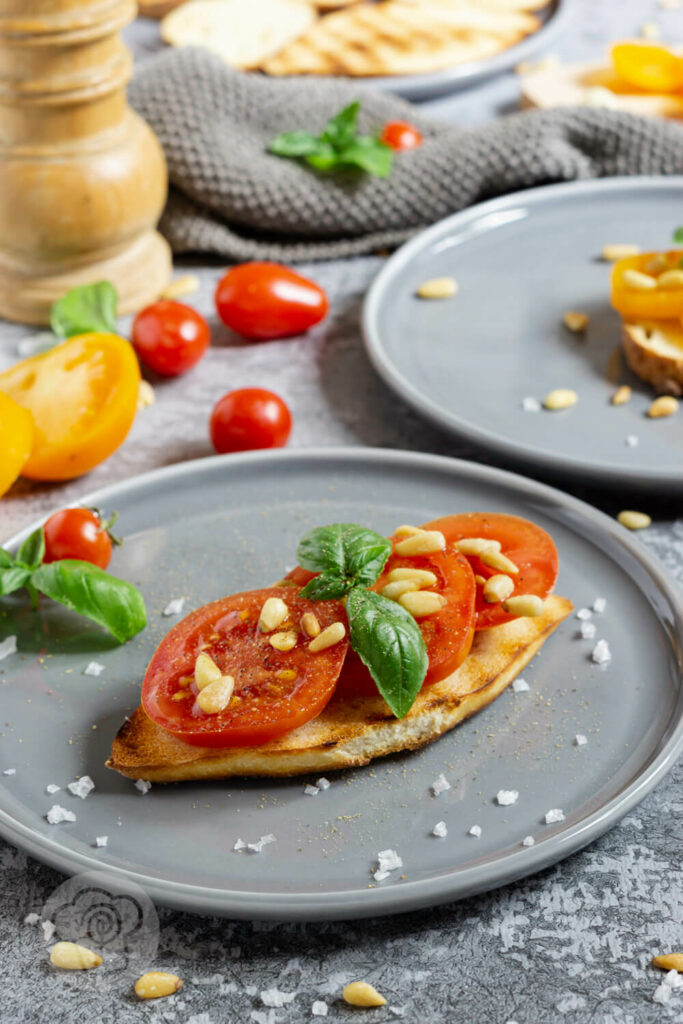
[{"left": 129, "top": 47, "right": 683, "bottom": 262}]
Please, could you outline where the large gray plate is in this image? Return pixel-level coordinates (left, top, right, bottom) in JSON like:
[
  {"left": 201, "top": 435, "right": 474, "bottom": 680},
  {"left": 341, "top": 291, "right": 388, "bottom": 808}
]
[
  {"left": 0, "top": 449, "right": 681, "bottom": 921},
  {"left": 363, "top": 177, "right": 683, "bottom": 491}
]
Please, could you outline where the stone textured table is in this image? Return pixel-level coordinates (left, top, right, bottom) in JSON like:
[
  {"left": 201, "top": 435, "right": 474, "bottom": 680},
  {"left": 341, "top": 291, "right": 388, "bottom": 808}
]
[{"left": 0, "top": 1, "right": 682, "bottom": 1021}]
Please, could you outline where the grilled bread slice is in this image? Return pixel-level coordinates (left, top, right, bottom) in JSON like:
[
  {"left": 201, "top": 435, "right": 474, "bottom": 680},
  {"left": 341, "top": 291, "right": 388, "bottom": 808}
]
[
  {"left": 107, "top": 594, "right": 571, "bottom": 782},
  {"left": 622, "top": 321, "right": 683, "bottom": 397}
]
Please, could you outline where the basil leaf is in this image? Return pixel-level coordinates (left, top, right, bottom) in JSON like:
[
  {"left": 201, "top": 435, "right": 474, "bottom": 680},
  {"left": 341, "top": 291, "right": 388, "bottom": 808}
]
[
  {"left": 303, "top": 143, "right": 340, "bottom": 171},
  {"left": 0, "top": 549, "right": 14, "bottom": 569},
  {"left": 338, "top": 137, "right": 393, "bottom": 178},
  {"left": 343, "top": 528, "right": 392, "bottom": 586},
  {"left": 0, "top": 566, "right": 32, "bottom": 596},
  {"left": 297, "top": 523, "right": 391, "bottom": 586},
  {"left": 269, "top": 131, "right": 324, "bottom": 157},
  {"left": 673, "top": 226, "right": 683, "bottom": 244},
  {"left": 346, "top": 587, "right": 427, "bottom": 719},
  {"left": 322, "top": 101, "right": 360, "bottom": 150},
  {"left": 32, "top": 560, "right": 146, "bottom": 643},
  {"left": 50, "top": 281, "right": 118, "bottom": 339},
  {"left": 16, "top": 527, "right": 45, "bottom": 570},
  {"left": 299, "top": 571, "right": 352, "bottom": 601}
]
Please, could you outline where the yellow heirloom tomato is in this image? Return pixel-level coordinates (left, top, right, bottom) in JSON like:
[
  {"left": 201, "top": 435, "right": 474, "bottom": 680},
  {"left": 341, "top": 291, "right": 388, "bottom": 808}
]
[
  {"left": 612, "top": 42, "right": 683, "bottom": 94},
  {"left": 0, "top": 334, "right": 140, "bottom": 481},
  {"left": 0, "top": 391, "right": 34, "bottom": 497},
  {"left": 610, "top": 251, "right": 683, "bottom": 320}
]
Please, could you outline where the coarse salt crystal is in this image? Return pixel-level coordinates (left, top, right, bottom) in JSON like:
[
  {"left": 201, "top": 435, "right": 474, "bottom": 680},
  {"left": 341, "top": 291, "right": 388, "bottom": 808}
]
[
  {"left": 0, "top": 636, "right": 17, "bottom": 661},
  {"left": 468, "top": 825, "right": 482, "bottom": 838},
  {"left": 46, "top": 804, "right": 76, "bottom": 824},
  {"left": 248, "top": 834, "right": 276, "bottom": 854},
  {"left": 95, "top": 836, "right": 108, "bottom": 848},
  {"left": 576, "top": 608, "right": 592, "bottom": 621},
  {"left": 545, "top": 808, "right": 565, "bottom": 824},
  {"left": 625, "top": 434, "right": 639, "bottom": 447},
  {"left": 260, "top": 989, "right": 296, "bottom": 1008},
  {"left": 83, "top": 661, "right": 104, "bottom": 677},
  {"left": 163, "top": 598, "right": 185, "bottom": 617},
  {"left": 46, "top": 784, "right": 60, "bottom": 794},
  {"left": 3, "top": 768, "right": 16, "bottom": 776},
  {"left": 653, "top": 974, "right": 681, "bottom": 1005},
  {"left": 316, "top": 777, "right": 330, "bottom": 790},
  {"left": 233, "top": 839, "right": 246, "bottom": 851},
  {"left": 304, "top": 784, "right": 319, "bottom": 796},
  {"left": 522, "top": 396, "right": 541, "bottom": 412},
  {"left": 390, "top": 1008, "right": 406, "bottom": 1018},
  {"left": 431, "top": 773, "right": 451, "bottom": 796},
  {"left": 496, "top": 789, "right": 519, "bottom": 806},
  {"left": 579, "top": 621, "right": 596, "bottom": 640},
  {"left": 592, "top": 597, "right": 606, "bottom": 614},
  {"left": 522, "top": 835, "right": 535, "bottom": 847},
  {"left": 374, "top": 848, "right": 403, "bottom": 880},
  {"left": 67, "top": 775, "right": 95, "bottom": 799},
  {"left": 24, "top": 913, "right": 40, "bottom": 925},
  {"left": 312, "top": 1002, "right": 328, "bottom": 1016},
  {"left": 432, "top": 821, "right": 448, "bottom": 838},
  {"left": 575, "top": 734, "right": 588, "bottom": 746},
  {"left": 41, "top": 920, "right": 56, "bottom": 942},
  {"left": 134, "top": 779, "right": 151, "bottom": 795},
  {"left": 512, "top": 678, "right": 530, "bottom": 693},
  {"left": 592, "top": 639, "right": 611, "bottom": 665}
]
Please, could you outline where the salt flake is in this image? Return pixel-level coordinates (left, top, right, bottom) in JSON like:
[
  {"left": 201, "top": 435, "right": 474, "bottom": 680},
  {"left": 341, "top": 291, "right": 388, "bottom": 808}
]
[
  {"left": 522, "top": 396, "right": 541, "bottom": 412},
  {"left": 163, "top": 598, "right": 185, "bottom": 617},
  {"left": 468, "top": 825, "right": 482, "bottom": 838},
  {"left": 579, "top": 621, "right": 596, "bottom": 640},
  {"left": 135, "top": 779, "right": 151, "bottom": 795},
  {"left": 574, "top": 734, "right": 588, "bottom": 746},
  {"left": 625, "top": 434, "right": 639, "bottom": 447},
  {"left": 233, "top": 839, "right": 246, "bottom": 851},
  {"left": 592, "top": 597, "right": 607, "bottom": 614},
  {"left": 0, "top": 636, "right": 17, "bottom": 661},
  {"left": 95, "top": 836, "right": 108, "bottom": 848},
  {"left": 46, "top": 804, "right": 76, "bottom": 824},
  {"left": 522, "top": 835, "right": 535, "bottom": 847},
  {"left": 248, "top": 834, "right": 276, "bottom": 854},
  {"left": 41, "top": 920, "right": 56, "bottom": 942},
  {"left": 67, "top": 775, "right": 95, "bottom": 799},
  {"left": 312, "top": 1001, "right": 328, "bottom": 1016},
  {"left": 512, "top": 678, "right": 530, "bottom": 693},
  {"left": 83, "top": 661, "right": 105, "bottom": 677},
  {"left": 374, "top": 848, "right": 403, "bottom": 880},
  {"left": 316, "top": 777, "right": 330, "bottom": 790},
  {"left": 304, "top": 784, "right": 319, "bottom": 796},
  {"left": 24, "top": 913, "right": 40, "bottom": 925},
  {"left": 432, "top": 821, "right": 448, "bottom": 838},
  {"left": 545, "top": 808, "right": 565, "bottom": 824},
  {"left": 261, "top": 989, "right": 295, "bottom": 1008},
  {"left": 46, "top": 784, "right": 60, "bottom": 794},
  {"left": 576, "top": 608, "right": 592, "bottom": 621},
  {"left": 496, "top": 789, "right": 519, "bottom": 806},
  {"left": 431, "top": 773, "right": 451, "bottom": 796},
  {"left": 592, "top": 639, "right": 611, "bottom": 665},
  {"left": 3, "top": 768, "right": 16, "bottom": 776}
]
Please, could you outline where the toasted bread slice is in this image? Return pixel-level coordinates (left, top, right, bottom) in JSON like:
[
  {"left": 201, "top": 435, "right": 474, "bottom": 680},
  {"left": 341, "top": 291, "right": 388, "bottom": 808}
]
[
  {"left": 520, "top": 61, "right": 683, "bottom": 119},
  {"left": 107, "top": 594, "right": 571, "bottom": 782},
  {"left": 622, "top": 321, "right": 683, "bottom": 397},
  {"left": 139, "top": 0, "right": 187, "bottom": 16}
]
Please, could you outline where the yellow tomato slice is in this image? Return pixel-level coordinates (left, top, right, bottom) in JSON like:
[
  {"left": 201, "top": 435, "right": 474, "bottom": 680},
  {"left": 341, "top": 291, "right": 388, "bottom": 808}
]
[
  {"left": 0, "top": 391, "right": 34, "bottom": 497},
  {"left": 611, "top": 251, "right": 683, "bottom": 320},
  {"left": 612, "top": 42, "right": 683, "bottom": 93},
  {"left": 0, "top": 334, "right": 140, "bottom": 481}
]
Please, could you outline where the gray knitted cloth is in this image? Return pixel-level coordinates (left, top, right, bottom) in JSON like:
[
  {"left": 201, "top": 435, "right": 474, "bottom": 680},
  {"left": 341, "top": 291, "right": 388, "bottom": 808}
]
[{"left": 129, "top": 47, "right": 683, "bottom": 262}]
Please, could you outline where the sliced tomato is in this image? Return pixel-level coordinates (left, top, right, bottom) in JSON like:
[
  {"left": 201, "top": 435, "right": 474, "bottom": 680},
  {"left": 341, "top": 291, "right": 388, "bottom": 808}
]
[
  {"left": 142, "top": 587, "right": 348, "bottom": 748},
  {"left": 423, "top": 513, "right": 558, "bottom": 630}
]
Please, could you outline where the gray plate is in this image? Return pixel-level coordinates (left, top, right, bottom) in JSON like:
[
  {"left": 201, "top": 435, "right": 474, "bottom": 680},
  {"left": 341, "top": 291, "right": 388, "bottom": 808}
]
[
  {"left": 0, "top": 449, "right": 681, "bottom": 921},
  {"left": 363, "top": 177, "right": 683, "bottom": 491}
]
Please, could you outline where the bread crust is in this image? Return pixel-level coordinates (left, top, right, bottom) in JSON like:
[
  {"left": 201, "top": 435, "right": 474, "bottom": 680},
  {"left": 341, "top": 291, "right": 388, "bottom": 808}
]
[
  {"left": 622, "top": 321, "right": 683, "bottom": 397},
  {"left": 107, "top": 594, "right": 571, "bottom": 782}
]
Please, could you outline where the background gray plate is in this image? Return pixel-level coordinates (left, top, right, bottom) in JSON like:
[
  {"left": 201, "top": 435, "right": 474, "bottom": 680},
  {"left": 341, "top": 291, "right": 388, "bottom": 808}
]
[
  {"left": 0, "top": 449, "right": 681, "bottom": 921},
  {"left": 363, "top": 177, "right": 683, "bottom": 491}
]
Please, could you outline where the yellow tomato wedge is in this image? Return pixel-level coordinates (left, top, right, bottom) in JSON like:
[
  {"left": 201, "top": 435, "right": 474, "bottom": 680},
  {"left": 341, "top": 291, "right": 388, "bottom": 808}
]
[
  {"left": 611, "top": 42, "right": 683, "bottom": 93},
  {"left": 0, "top": 391, "right": 34, "bottom": 497},
  {"left": 0, "top": 334, "right": 140, "bottom": 481},
  {"left": 611, "top": 251, "right": 683, "bottom": 320}
]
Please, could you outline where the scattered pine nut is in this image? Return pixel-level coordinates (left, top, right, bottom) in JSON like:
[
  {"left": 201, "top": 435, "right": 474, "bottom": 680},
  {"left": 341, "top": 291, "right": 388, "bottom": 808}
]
[
  {"left": 502, "top": 594, "right": 544, "bottom": 617},
  {"left": 652, "top": 954, "right": 683, "bottom": 972},
  {"left": 617, "top": 510, "right": 652, "bottom": 530},
  {"left": 611, "top": 385, "right": 632, "bottom": 406},
  {"left": 269, "top": 631, "right": 298, "bottom": 652},
  {"left": 258, "top": 597, "right": 289, "bottom": 633},
  {"left": 543, "top": 388, "right": 578, "bottom": 411},
  {"left": 196, "top": 675, "right": 234, "bottom": 714},
  {"left": 134, "top": 972, "right": 184, "bottom": 1000},
  {"left": 301, "top": 612, "right": 321, "bottom": 638},
  {"left": 394, "top": 531, "right": 446, "bottom": 556},
  {"left": 137, "top": 380, "right": 155, "bottom": 410},
  {"left": 474, "top": 574, "right": 486, "bottom": 585},
  {"left": 483, "top": 574, "right": 515, "bottom": 604},
  {"left": 416, "top": 277, "right": 457, "bottom": 300},
  {"left": 622, "top": 269, "right": 656, "bottom": 290},
  {"left": 601, "top": 243, "right": 640, "bottom": 262},
  {"left": 392, "top": 524, "right": 422, "bottom": 537},
  {"left": 161, "top": 274, "right": 200, "bottom": 300},
  {"left": 455, "top": 537, "right": 501, "bottom": 556},
  {"left": 640, "top": 20, "right": 660, "bottom": 38},
  {"left": 647, "top": 395, "right": 679, "bottom": 418},
  {"left": 309, "top": 621, "right": 346, "bottom": 652},
  {"left": 342, "top": 982, "right": 387, "bottom": 1008},
  {"left": 277, "top": 669, "right": 298, "bottom": 682},
  {"left": 480, "top": 549, "right": 519, "bottom": 574},
  {"left": 386, "top": 568, "right": 438, "bottom": 587},
  {"left": 381, "top": 579, "right": 421, "bottom": 601},
  {"left": 657, "top": 269, "right": 683, "bottom": 289},
  {"left": 194, "top": 652, "right": 222, "bottom": 690},
  {"left": 563, "top": 311, "right": 589, "bottom": 334},
  {"left": 50, "top": 942, "right": 102, "bottom": 970},
  {"left": 398, "top": 591, "right": 447, "bottom": 618}
]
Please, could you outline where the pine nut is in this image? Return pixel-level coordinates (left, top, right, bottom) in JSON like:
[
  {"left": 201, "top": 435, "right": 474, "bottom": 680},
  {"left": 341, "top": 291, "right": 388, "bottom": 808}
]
[
  {"left": 480, "top": 550, "right": 519, "bottom": 574},
  {"left": 194, "top": 652, "right": 222, "bottom": 690},
  {"left": 301, "top": 612, "right": 321, "bottom": 638},
  {"left": 622, "top": 269, "right": 656, "bottom": 290},
  {"left": 657, "top": 269, "right": 683, "bottom": 289},
  {"left": 394, "top": 531, "right": 446, "bottom": 556},
  {"left": 258, "top": 597, "right": 289, "bottom": 632},
  {"left": 483, "top": 574, "right": 515, "bottom": 603},
  {"left": 393, "top": 524, "right": 422, "bottom": 537},
  {"left": 617, "top": 510, "right": 651, "bottom": 530},
  {"left": 652, "top": 954, "right": 683, "bottom": 972},
  {"left": 416, "top": 277, "right": 457, "bottom": 300},
  {"left": 171, "top": 690, "right": 192, "bottom": 701},
  {"left": 309, "top": 621, "right": 345, "bottom": 652},
  {"left": 50, "top": 942, "right": 102, "bottom": 970},
  {"left": 161, "top": 274, "right": 200, "bottom": 300},
  {"left": 474, "top": 574, "right": 486, "bottom": 585},
  {"left": 562, "top": 311, "right": 589, "bottom": 333},
  {"left": 196, "top": 675, "right": 234, "bottom": 714},
  {"left": 385, "top": 568, "right": 438, "bottom": 586},
  {"left": 398, "top": 591, "right": 446, "bottom": 618},
  {"left": 277, "top": 669, "right": 298, "bottom": 682},
  {"left": 342, "top": 982, "right": 387, "bottom": 1007},
  {"left": 135, "top": 972, "right": 184, "bottom": 1000},
  {"left": 381, "top": 579, "right": 421, "bottom": 601},
  {"left": 641, "top": 20, "right": 660, "bottom": 38},
  {"left": 611, "top": 385, "right": 632, "bottom": 405},
  {"left": 269, "top": 631, "right": 298, "bottom": 652},
  {"left": 645, "top": 253, "right": 669, "bottom": 274},
  {"left": 456, "top": 537, "right": 501, "bottom": 556},
  {"left": 647, "top": 395, "right": 678, "bottom": 418},
  {"left": 601, "top": 243, "right": 640, "bottom": 262},
  {"left": 137, "top": 380, "right": 155, "bottom": 410},
  {"left": 502, "top": 595, "right": 544, "bottom": 617},
  {"left": 543, "top": 388, "right": 578, "bottom": 410}
]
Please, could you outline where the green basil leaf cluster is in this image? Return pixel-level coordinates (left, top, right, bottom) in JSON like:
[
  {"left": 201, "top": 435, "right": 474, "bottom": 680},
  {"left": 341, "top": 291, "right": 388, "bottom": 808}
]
[
  {"left": 50, "top": 281, "right": 118, "bottom": 339},
  {"left": 0, "top": 527, "right": 146, "bottom": 643},
  {"left": 296, "top": 522, "right": 428, "bottom": 718},
  {"left": 268, "top": 101, "right": 394, "bottom": 179}
]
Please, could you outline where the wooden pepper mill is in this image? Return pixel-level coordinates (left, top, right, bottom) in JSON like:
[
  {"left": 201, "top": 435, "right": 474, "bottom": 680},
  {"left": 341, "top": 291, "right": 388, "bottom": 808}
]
[{"left": 0, "top": 0, "right": 171, "bottom": 325}]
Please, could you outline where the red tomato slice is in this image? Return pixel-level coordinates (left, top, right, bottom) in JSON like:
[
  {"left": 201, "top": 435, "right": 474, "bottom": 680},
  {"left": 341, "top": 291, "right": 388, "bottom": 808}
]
[
  {"left": 422, "top": 513, "right": 558, "bottom": 630},
  {"left": 142, "top": 587, "right": 348, "bottom": 748}
]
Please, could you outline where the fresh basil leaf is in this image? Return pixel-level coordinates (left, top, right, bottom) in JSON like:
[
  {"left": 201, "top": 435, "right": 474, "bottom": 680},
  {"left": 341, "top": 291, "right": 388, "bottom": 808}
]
[
  {"left": 338, "top": 137, "right": 393, "bottom": 178},
  {"left": 297, "top": 523, "right": 347, "bottom": 573},
  {"left": 32, "top": 560, "right": 146, "bottom": 643},
  {"left": 346, "top": 587, "right": 427, "bottom": 719},
  {"left": 322, "top": 101, "right": 360, "bottom": 150},
  {"left": 299, "top": 571, "right": 352, "bottom": 601},
  {"left": 297, "top": 523, "right": 391, "bottom": 586},
  {"left": 303, "top": 143, "right": 340, "bottom": 171},
  {"left": 673, "top": 226, "right": 683, "bottom": 244},
  {"left": 16, "top": 527, "right": 45, "bottom": 570},
  {"left": 0, "top": 549, "right": 14, "bottom": 569},
  {"left": 0, "top": 566, "right": 32, "bottom": 596},
  {"left": 50, "top": 281, "right": 118, "bottom": 339},
  {"left": 269, "top": 131, "right": 324, "bottom": 157}
]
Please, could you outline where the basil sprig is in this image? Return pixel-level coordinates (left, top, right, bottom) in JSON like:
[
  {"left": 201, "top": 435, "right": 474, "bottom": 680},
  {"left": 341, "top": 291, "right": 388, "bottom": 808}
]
[
  {"left": 296, "top": 523, "right": 428, "bottom": 718},
  {"left": 50, "top": 281, "right": 118, "bottom": 339},
  {"left": 269, "top": 101, "right": 394, "bottom": 178},
  {"left": 0, "top": 527, "right": 146, "bottom": 643}
]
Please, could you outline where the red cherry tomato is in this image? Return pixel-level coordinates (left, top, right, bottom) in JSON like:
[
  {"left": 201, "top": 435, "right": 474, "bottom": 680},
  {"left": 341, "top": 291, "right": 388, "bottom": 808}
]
[
  {"left": 380, "top": 121, "right": 423, "bottom": 151},
  {"left": 43, "top": 507, "right": 115, "bottom": 570},
  {"left": 210, "top": 388, "right": 292, "bottom": 454},
  {"left": 132, "top": 300, "right": 210, "bottom": 377},
  {"left": 214, "top": 262, "right": 328, "bottom": 341},
  {"left": 142, "top": 587, "right": 349, "bottom": 747}
]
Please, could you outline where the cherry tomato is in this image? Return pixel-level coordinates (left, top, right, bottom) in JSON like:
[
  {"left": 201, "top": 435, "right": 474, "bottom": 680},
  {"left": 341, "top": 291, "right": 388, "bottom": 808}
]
[
  {"left": 210, "top": 388, "right": 292, "bottom": 453},
  {"left": 380, "top": 121, "right": 423, "bottom": 151},
  {"left": 43, "top": 507, "right": 116, "bottom": 569},
  {"left": 215, "top": 262, "right": 328, "bottom": 341},
  {"left": 132, "top": 300, "right": 210, "bottom": 377},
  {"left": 142, "top": 587, "right": 349, "bottom": 747},
  {"left": 422, "top": 513, "right": 558, "bottom": 630}
]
